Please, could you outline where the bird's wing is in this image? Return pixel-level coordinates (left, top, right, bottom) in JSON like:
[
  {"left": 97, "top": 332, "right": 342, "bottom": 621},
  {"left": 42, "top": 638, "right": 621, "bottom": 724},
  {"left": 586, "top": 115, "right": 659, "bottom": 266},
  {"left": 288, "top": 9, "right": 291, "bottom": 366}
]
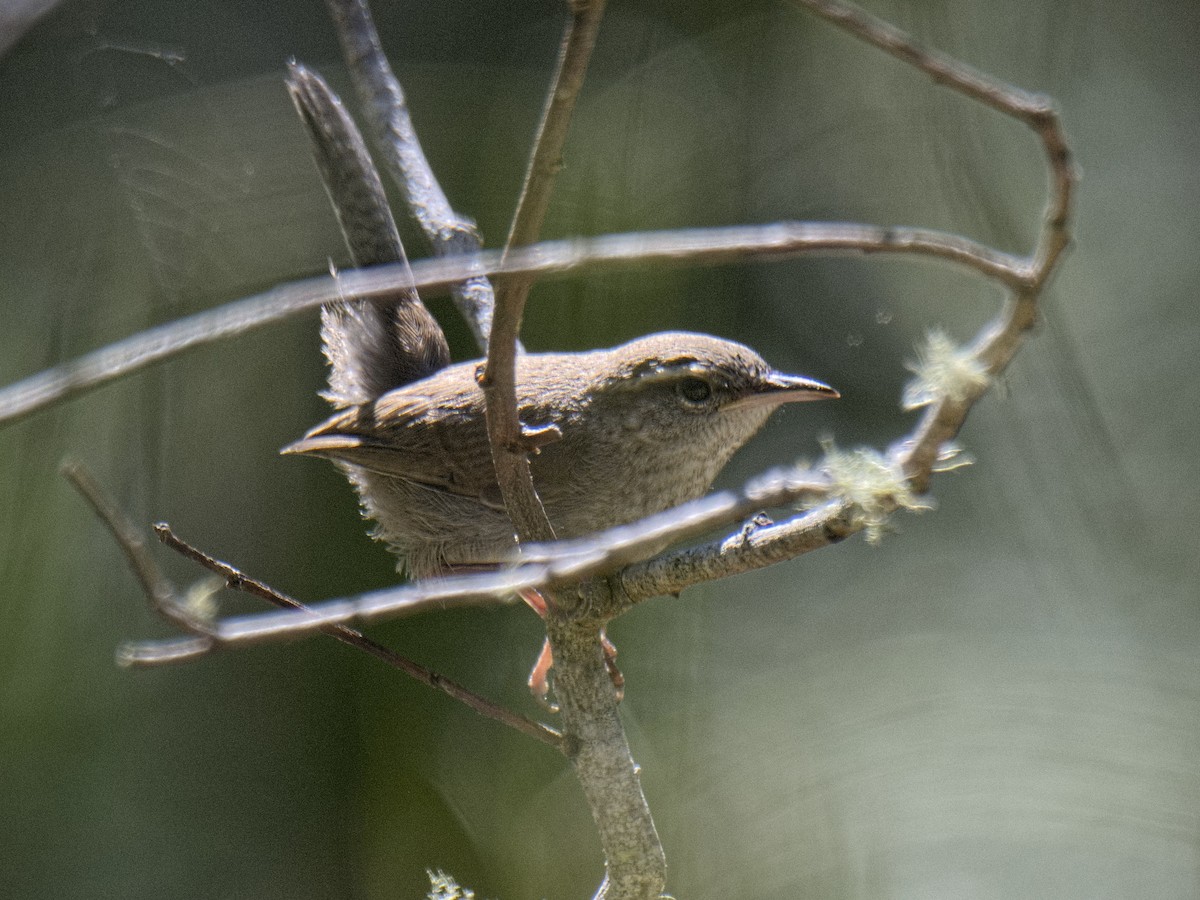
[{"left": 282, "top": 386, "right": 505, "bottom": 510}]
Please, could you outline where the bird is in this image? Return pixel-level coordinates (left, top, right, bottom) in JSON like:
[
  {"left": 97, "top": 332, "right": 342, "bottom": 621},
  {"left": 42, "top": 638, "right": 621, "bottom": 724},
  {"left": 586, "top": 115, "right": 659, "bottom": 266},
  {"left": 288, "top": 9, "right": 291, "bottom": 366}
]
[
  {"left": 283, "top": 331, "right": 837, "bottom": 577},
  {"left": 283, "top": 330, "right": 837, "bottom": 702}
]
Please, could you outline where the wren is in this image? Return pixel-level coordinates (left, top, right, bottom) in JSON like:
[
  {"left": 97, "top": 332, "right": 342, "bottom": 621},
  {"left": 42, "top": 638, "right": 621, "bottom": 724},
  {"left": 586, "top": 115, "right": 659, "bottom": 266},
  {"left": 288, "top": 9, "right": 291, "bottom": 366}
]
[{"left": 283, "top": 331, "right": 837, "bottom": 577}]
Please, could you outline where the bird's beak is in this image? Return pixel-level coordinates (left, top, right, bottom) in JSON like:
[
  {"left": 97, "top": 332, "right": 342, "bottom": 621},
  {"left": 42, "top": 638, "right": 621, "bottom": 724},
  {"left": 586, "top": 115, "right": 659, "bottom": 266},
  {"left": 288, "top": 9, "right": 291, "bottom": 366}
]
[{"left": 726, "top": 372, "right": 839, "bottom": 412}]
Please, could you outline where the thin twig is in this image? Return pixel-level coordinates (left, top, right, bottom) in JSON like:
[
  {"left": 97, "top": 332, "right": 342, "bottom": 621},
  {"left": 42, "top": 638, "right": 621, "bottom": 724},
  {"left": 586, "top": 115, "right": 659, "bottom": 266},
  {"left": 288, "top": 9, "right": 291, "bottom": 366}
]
[
  {"left": 60, "top": 461, "right": 214, "bottom": 640},
  {"left": 480, "top": 0, "right": 609, "bottom": 549},
  {"left": 62, "top": 460, "right": 562, "bottom": 749},
  {"left": 502, "top": 0, "right": 607, "bottom": 255},
  {"left": 324, "top": 0, "right": 497, "bottom": 351},
  {"left": 151, "top": 524, "right": 564, "bottom": 751},
  {"left": 145, "top": 562, "right": 550, "bottom": 651},
  {"left": 0, "top": 221, "right": 1023, "bottom": 429},
  {"left": 120, "top": 471, "right": 832, "bottom": 656}
]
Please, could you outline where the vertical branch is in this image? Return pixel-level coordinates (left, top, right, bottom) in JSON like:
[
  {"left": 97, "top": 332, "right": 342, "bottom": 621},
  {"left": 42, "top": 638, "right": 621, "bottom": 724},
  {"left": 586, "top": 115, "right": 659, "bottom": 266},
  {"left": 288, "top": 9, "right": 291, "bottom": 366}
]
[
  {"left": 482, "top": 0, "right": 608, "bottom": 545},
  {"left": 503, "top": 0, "right": 610, "bottom": 258},
  {"left": 477, "top": 2, "right": 669, "bottom": 897},
  {"left": 549, "top": 614, "right": 667, "bottom": 900}
]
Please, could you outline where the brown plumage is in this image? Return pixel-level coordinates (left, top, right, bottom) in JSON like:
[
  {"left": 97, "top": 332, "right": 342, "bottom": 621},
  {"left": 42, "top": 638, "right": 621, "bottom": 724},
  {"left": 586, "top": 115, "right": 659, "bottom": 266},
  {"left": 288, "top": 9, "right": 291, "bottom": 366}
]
[{"left": 284, "top": 331, "right": 837, "bottom": 578}]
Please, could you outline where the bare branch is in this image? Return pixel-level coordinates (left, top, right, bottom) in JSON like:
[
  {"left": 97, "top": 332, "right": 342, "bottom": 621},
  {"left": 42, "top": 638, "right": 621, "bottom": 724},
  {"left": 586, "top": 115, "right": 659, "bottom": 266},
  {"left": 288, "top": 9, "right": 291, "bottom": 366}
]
[
  {"left": 122, "top": 566, "right": 544, "bottom": 655},
  {"left": 800, "top": 0, "right": 1051, "bottom": 119},
  {"left": 63, "top": 461, "right": 562, "bottom": 749},
  {"left": 503, "top": 0, "right": 607, "bottom": 255},
  {"left": 0, "top": 221, "right": 1022, "bottom": 429},
  {"left": 60, "top": 461, "right": 214, "bottom": 640},
  {"left": 324, "top": 0, "right": 497, "bottom": 351},
  {"left": 151, "top": 524, "right": 565, "bottom": 751},
  {"left": 481, "top": 0, "right": 608, "bottom": 548},
  {"left": 120, "top": 471, "right": 832, "bottom": 651}
]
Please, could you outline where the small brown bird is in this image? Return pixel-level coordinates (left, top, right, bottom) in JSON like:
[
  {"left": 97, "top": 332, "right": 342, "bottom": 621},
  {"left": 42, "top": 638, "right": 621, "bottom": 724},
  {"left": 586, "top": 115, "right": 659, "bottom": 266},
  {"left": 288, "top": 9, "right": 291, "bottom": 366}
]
[
  {"left": 285, "top": 331, "right": 836, "bottom": 702},
  {"left": 283, "top": 331, "right": 838, "bottom": 578}
]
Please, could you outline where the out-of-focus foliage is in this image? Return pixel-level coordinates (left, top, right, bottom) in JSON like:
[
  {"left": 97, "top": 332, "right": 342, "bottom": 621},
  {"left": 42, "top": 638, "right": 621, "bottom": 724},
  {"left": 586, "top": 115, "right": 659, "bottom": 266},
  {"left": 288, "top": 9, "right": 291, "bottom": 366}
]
[{"left": 1, "top": 1, "right": 1197, "bottom": 897}]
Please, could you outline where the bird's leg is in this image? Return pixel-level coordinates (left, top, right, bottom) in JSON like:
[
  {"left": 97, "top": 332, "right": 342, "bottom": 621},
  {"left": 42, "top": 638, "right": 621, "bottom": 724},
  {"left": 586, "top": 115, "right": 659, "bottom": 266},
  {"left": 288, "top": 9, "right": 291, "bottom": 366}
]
[
  {"left": 520, "top": 588, "right": 623, "bottom": 709},
  {"left": 519, "top": 586, "right": 550, "bottom": 616}
]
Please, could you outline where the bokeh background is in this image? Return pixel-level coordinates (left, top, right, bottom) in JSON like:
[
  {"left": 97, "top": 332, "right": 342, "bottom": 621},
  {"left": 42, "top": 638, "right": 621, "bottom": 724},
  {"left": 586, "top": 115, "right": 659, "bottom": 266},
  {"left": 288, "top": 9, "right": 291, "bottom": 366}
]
[{"left": 1, "top": 0, "right": 1197, "bottom": 897}]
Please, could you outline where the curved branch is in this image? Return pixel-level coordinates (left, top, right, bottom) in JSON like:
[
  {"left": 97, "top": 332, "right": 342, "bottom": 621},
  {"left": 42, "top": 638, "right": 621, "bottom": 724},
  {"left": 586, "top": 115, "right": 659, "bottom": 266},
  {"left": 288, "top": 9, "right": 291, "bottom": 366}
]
[{"left": 0, "top": 221, "right": 1024, "bottom": 429}]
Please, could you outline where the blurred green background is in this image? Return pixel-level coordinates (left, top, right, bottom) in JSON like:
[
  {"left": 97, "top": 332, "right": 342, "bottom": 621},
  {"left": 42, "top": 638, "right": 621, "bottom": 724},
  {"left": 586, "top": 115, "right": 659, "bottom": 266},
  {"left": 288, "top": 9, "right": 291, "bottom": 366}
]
[{"left": 1, "top": 0, "right": 1197, "bottom": 897}]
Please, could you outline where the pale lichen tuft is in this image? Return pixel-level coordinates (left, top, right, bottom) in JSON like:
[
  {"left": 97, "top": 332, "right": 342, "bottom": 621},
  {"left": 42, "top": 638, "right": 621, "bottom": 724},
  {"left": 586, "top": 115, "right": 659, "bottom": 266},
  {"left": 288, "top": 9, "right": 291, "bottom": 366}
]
[
  {"left": 427, "top": 870, "right": 477, "bottom": 900},
  {"left": 819, "top": 441, "right": 931, "bottom": 543},
  {"left": 182, "top": 576, "right": 223, "bottom": 622},
  {"left": 902, "top": 329, "right": 990, "bottom": 410}
]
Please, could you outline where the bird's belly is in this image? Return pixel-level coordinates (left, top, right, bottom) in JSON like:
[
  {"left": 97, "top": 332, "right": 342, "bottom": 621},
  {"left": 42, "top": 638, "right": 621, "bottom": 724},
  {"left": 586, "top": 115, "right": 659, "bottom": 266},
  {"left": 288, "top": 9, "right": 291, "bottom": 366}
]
[
  {"left": 346, "top": 467, "right": 518, "bottom": 578},
  {"left": 346, "top": 446, "right": 722, "bottom": 577}
]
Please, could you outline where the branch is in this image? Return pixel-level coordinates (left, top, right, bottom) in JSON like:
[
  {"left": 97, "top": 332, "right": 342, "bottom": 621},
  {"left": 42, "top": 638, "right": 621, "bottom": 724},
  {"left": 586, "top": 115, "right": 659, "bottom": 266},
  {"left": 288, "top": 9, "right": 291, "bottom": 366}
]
[
  {"left": 481, "top": 0, "right": 608, "bottom": 547},
  {"left": 324, "top": 0, "right": 497, "bottom": 351},
  {"left": 548, "top": 612, "right": 663, "bottom": 900},
  {"left": 62, "top": 461, "right": 563, "bottom": 750},
  {"left": 123, "top": 563, "right": 544, "bottom": 655},
  {"left": 503, "top": 0, "right": 607, "bottom": 254},
  {"left": 119, "top": 471, "right": 833, "bottom": 654},
  {"left": 618, "top": 500, "right": 853, "bottom": 601},
  {"left": 0, "top": 221, "right": 1024, "bottom": 429}
]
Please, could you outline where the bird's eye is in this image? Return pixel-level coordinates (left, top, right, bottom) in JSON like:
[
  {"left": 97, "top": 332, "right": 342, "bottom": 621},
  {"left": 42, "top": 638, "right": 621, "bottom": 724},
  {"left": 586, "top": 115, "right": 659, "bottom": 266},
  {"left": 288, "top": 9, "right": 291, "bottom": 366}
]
[{"left": 676, "top": 376, "right": 712, "bottom": 406}]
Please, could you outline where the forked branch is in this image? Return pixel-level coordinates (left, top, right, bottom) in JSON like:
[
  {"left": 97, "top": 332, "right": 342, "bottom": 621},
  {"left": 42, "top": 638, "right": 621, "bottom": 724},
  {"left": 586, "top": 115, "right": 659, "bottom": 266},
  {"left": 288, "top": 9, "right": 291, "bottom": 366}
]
[{"left": 62, "top": 461, "right": 564, "bottom": 750}]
